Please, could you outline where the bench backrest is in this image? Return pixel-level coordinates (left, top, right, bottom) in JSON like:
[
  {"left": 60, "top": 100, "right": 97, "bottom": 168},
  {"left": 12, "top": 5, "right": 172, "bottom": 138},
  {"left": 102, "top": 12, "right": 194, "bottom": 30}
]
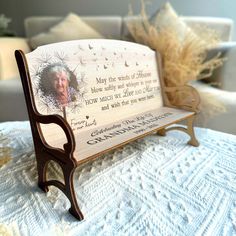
[{"left": 24, "top": 39, "right": 164, "bottom": 135}]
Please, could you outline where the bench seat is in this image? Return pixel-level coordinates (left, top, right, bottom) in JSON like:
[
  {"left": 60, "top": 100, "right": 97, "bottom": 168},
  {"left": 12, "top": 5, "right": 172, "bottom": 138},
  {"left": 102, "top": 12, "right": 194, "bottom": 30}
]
[{"left": 46, "top": 107, "right": 194, "bottom": 163}]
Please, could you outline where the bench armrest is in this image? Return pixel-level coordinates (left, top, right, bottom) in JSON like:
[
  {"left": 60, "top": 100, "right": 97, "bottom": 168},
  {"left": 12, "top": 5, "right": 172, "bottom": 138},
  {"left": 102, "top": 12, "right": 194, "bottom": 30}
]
[
  {"left": 164, "top": 85, "right": 200, "bottom": 112},
  {"left": 34, "top": 113, "right": 76, "bottom": 156},
  {"left": 0, "top": 37, "right": 30, "bottom": 80}
]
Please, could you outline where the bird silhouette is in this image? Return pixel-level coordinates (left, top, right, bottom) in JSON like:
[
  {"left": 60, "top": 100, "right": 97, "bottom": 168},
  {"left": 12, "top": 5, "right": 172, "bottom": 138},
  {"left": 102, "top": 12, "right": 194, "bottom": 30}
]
[
  {"left": 80, "top": 57, "right": 86, "bottom": 66},
  {"left": 78, "top": 45, "right": 84, "bottom": 51}
]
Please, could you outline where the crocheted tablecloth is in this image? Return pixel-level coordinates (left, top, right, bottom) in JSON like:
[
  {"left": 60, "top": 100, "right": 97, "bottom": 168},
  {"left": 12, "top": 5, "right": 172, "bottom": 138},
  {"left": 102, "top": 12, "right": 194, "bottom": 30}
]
[{"left": 0, "top": 121, "right": 236, "bottom": 236}]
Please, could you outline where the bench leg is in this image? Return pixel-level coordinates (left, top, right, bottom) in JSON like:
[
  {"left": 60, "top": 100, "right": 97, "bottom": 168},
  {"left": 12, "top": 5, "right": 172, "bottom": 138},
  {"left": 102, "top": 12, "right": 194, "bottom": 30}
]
[
  {"left": 156, "top": 128, "right": 166, "bottom": 136},
  {"left": 37, "top": 157, "right": 50, "bottom": 192},
  {"left": 156, "top": 115, "right": 199, "bottom": 147},
  {"left": 36, "top": 155, "right": 84, "bottom": 220},
  {"left": 63, "top": 166, "right": 84, "bottom": 221},
  {"left": 185, "top": 115, "right": 199, "bottom": 147}
]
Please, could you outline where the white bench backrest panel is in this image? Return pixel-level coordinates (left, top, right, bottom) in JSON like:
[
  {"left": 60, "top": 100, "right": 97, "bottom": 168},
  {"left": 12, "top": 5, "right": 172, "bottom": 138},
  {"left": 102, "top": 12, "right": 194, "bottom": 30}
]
[{"left": 26, "top": 39, "right": 163, "bottom": 135}]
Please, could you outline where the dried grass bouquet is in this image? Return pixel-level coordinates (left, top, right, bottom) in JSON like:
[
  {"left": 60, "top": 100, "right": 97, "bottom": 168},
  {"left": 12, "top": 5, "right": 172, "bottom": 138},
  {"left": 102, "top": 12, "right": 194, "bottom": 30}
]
[{"left": 126, "top": 1, "right": 226, "bottom": 119}]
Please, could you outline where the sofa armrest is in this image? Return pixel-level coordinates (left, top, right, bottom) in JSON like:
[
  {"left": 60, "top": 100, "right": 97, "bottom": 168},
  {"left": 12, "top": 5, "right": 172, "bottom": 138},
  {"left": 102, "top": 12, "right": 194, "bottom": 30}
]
[
  {"left": 0, "top": 37, "right": 30, "bottom": 80},
  {"left": 205, "top": 42, "right": 236, "bottom": 91},
  {"left": 192, "top": 81, "right": 236, "bottom": 134}
]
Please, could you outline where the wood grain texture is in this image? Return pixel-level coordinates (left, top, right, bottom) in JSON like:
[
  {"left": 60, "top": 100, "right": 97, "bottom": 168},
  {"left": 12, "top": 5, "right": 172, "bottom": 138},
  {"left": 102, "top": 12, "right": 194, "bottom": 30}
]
[{"left": 15, "top": 39, "right": 199, "bottom": 220}]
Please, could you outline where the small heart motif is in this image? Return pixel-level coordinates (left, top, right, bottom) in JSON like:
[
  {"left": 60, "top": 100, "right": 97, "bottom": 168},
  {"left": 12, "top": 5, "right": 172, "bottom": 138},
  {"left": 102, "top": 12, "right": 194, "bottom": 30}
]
[{"left": 86, "top": 116, "right": 89, "bottom": 119}]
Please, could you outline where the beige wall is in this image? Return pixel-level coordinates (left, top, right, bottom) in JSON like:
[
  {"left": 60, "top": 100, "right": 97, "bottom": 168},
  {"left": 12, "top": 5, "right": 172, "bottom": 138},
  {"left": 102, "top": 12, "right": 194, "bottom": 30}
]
[{"left": 0, "top": 0, "right": 235, "bottom": 39}]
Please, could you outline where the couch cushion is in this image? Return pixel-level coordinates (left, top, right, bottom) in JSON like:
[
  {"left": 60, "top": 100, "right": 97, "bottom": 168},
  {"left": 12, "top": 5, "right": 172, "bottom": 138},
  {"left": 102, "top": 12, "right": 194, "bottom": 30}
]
[
  {"left": 25, "top": 15, "right": 122, "bottom": 41},
  {"left": 122, "top": 2, "right": 195, "bottom": 43},
  {"left": 150, "top": 2, "right": 192, "bottom": 39},
  {"left": 122, "top": 3, "right": 233, "bottom": 44},
  {"left": 180, "top": 16, "right": 234, "bottom": 42},
  {"left": 29, "top": 13, "right": 104, "bottom": 49}
]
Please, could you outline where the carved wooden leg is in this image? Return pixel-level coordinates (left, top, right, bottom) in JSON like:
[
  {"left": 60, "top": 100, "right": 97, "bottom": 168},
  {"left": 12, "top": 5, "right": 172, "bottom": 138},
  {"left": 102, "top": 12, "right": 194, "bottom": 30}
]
[
  {"left": 63, "top": 166, "right": 84, "bottom": 221},
  {"left": 37, "top": 158, "right": 49, "bottom": 192},
  {"left": 156, "top": 115, "right": 199, "bottom": 147},
  {"left": 36, "top": 156, "right": 84, "bottom": 220},
  {"left": 186, "top": 115, "right": 199, "bottom": 147},
  {"left": 156, "top": 128, "right": 166, "bottom": 136}
]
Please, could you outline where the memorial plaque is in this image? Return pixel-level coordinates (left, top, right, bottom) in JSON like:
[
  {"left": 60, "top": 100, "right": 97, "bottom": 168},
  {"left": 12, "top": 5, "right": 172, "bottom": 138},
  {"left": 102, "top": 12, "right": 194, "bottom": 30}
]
[
  {"left": 16, "top": 39, "right": 199, "bottom": 220},
  {"left": 27, "top": 40, "right": 163, "bottom": 129},
  {"left": 25, "top": 39, "right": 194, "bottom": 159}
]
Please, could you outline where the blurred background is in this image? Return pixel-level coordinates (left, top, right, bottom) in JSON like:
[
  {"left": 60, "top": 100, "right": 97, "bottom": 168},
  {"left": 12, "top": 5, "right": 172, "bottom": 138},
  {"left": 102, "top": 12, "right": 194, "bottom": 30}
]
[{"left": 0, "top": 0, "right": 235, "bottom": 38}]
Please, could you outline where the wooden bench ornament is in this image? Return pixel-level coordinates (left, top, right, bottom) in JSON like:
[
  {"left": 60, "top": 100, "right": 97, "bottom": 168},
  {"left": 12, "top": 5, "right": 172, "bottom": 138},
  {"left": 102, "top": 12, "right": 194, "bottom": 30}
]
[{"left": 15, "top": 39, "right": 199, "bottom": 220}]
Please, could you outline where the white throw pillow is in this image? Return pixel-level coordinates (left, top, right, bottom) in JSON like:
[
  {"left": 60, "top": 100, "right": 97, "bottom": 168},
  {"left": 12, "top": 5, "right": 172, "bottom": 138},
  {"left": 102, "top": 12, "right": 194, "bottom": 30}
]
[
  {"left": 29, "top": 13, "right": 104, "bottom": 49},
  {"left": 150, "top": 2, "right": 196, "bottom": 42},
  {"left": 124, "top": 2, "right": 196, "bottom": 43}
]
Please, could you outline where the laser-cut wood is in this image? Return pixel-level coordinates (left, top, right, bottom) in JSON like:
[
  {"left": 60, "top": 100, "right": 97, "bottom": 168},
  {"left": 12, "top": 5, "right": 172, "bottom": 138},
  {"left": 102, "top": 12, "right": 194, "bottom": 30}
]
[{"left": 15, "top": 39, "right": 200, "bottom": 220}]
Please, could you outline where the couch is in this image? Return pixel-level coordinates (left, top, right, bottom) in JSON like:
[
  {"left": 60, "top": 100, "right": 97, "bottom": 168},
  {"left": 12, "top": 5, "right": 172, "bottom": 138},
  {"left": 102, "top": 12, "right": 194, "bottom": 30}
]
[{"left": 0, "top": 15, "right": 236, "bottom": 134}]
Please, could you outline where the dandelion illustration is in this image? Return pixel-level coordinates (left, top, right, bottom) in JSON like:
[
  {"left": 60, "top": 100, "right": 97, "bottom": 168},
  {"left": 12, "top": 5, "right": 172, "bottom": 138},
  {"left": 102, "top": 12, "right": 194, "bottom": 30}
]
[{"left": 54, "top": 51, "right": 69, "bottom": 63}]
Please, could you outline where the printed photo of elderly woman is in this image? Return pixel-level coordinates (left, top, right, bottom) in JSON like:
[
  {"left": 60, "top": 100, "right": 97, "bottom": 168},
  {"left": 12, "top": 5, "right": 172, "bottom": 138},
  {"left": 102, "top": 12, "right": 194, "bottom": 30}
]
[{"left": 39, "top": 63, "right": 79, "bottom": 109}]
